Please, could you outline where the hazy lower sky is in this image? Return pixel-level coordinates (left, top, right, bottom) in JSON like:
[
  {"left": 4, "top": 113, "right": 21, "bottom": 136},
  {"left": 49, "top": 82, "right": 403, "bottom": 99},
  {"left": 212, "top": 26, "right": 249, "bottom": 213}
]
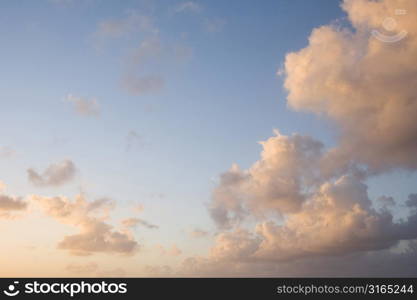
[{"left": 1, "top": 0, "right": 417, "bottom": 277}]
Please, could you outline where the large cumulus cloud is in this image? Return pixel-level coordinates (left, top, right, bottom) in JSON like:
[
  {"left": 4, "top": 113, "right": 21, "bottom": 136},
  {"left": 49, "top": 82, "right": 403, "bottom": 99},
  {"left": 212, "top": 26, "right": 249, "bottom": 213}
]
[
  {"left": 209, "top": 131, "right": 324, "bottom": 229},
  {"left": 200, "top": 0, "right": 417, "bottom": 276},
  {"left": 284, "top": 0, "right": 417, "bottom": 172}
]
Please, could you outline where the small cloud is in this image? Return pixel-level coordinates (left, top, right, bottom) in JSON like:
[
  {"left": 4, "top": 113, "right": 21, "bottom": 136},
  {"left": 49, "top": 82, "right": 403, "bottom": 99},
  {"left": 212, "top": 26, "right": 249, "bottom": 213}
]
[
  {"left": 33, "top": 194, "right": 139, "bottom": 256},
  {"left": 174, "top": 2, "right": 203, "bottom": 14},
  {"left": 0, "top": 194, "right": 27, "bottom": 218},
  {"left": 121, "top": 37, "right": 165, "bottom": 96},
  {"left": 122, "top": 217, "right": 159, "bottom": 230},
  {"left": 27, "top": 159, "right": 76, "bottom": 187},
  {"left": 65, "top": 94, "right": 100, "bottom": 117}
]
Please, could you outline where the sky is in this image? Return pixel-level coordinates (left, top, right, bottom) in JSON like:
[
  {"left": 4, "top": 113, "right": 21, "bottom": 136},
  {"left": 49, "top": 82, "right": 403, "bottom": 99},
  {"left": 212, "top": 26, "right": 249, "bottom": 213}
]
[{"left": 1, "top": 0, "right": 417, "bottom": 277}]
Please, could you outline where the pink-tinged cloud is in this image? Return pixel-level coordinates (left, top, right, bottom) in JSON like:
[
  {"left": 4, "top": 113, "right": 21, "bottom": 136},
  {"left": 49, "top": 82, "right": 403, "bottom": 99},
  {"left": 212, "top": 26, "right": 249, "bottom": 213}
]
[{"left": 32, "top": 194, "right": 139, "bottom": 256}]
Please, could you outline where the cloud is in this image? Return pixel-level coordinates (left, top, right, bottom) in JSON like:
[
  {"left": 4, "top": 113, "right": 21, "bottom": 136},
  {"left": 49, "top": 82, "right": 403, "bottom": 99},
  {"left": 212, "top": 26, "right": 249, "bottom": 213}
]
[
  {"left": 207, "top": 131, "right": 417, "bottom": 267},
  {"left": 252, "top": 176, "right": 417, "bottom": 262},
  {"left": 0, "top": 195, "right": 27, "bottom": 212},
  {"left": 27, "top": 159, "right": 76, "bottom": 187},
  {"left": 32, "top": 194, "right": 139, "bottom": 256},
  {"left": 65, "top": 94, "right": 100, "bottom": 117},
  {"left": 406, "top": 194, "right": 417, "bottom": 208},
  {"left": 0, "top": 182, "right": 27, "bottom": 218},
  {"left": 0, "top": 194, "right": 27, "bottom": 218},
  {"left": 122, "top": 37, "right": 165, "bottom": 96},
  {"left": 377, "top": 195, "right": 396, "bottom": 207},
  {"left": 213, "top": 175, "right": 416, "bottom": 262},
  {"left": 179, "top": 241, "right": 417, "bottom": 277},
  {"left": 96, "top": 11, "right": 193, "bottom": 96},
  {"left": 121, "top": 217, "right": 159, "bottom": 230},
  {"left": 209, "top": 131, "right": 324, "bottom": 228},
  {"left": 199, "top": 0, "right": 417, "bottom": 276},
  {"left": 283, "top": 0, "right": 417, "bottom": 173},
  {"left": 174, "top": 2, "right": 202, "bottom": 14}
]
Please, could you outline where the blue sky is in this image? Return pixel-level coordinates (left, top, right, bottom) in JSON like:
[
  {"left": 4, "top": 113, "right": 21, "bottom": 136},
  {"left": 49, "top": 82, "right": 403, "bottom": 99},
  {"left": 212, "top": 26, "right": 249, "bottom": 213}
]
[{"left": 0, "top": 0, "right": 344, "bottom": 227}]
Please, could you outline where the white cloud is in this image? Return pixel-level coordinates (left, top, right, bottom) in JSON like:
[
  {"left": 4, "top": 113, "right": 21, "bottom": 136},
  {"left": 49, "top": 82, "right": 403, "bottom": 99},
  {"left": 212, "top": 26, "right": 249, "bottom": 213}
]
[{"left": 174, "top": 2, "right": 203, "bottom": 14}]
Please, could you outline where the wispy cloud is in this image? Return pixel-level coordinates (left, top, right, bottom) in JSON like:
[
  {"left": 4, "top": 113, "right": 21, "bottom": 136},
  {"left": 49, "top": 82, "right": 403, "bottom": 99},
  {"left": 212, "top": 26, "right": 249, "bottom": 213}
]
[
  {"left": 122, "top": 217, "right": 159, "bottom": 230},
  {"left": 65, "top": 94, "right": 100, "bottom": 117},
  {"left": 33, "top": 194, "right": 139, "bottom": 256},
  {"left": 27, "top": 159, "right": 76, "bottom": 187},
  {"left": 174, "top": 2, "right": 203, "bottom": 14}
]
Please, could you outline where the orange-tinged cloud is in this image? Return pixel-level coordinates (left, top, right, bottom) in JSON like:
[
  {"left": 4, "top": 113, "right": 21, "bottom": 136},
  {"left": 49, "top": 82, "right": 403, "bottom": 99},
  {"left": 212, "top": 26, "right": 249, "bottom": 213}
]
[
  {"left": 284, "top": 0, "right": 417, "bottom": 172},
  {"left": 32, "top": 194, "right": 139, "bottom": 256},
  {"left": 202, "top": 0, "right": 417, "bottom": 275}
]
